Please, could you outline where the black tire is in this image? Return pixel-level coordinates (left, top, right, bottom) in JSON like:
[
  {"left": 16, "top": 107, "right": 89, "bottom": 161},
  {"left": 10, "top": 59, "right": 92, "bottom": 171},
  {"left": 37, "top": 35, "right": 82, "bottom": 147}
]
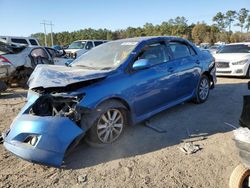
[
  {"left": 193, "top": 75, "right": 210, "bottom": 104},
  {"left": 81, "top": 100, "right": 128, "bottom": 145},
  {"left": 229, "top": 164, "right": 250, "bottom": 188},
  {"left": 0, "top": 81, "right": 7, "bottom": 92},
  {"left": 245, "top": 67, "right": 250, "bottom": 78}
]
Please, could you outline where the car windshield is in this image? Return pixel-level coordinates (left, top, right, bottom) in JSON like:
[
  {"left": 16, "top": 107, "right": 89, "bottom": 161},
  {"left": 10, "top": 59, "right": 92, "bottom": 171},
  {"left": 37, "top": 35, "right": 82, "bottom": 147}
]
[
  {"left": 68, "top": 41, "right": 86, "bottom": 49},
  {"left": 71, "top": 41, "right": 137, "bottom": 69},
  {"left": 217, "top": 44, "right": 250, "bottom": 53}
]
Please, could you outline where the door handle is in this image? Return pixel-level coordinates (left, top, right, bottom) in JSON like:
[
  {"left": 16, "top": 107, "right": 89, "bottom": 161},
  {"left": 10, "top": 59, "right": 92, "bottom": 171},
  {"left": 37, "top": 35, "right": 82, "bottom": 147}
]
[{"left": 195, "top": 60, "right": 200, "bottom": 64}]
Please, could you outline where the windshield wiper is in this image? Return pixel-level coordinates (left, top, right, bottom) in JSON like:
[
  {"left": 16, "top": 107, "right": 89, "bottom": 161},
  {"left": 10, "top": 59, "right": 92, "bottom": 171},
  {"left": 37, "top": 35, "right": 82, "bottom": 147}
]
[
  {"left": 75, "top": 65, "right": 100, "bottom": 70},
  {"left": 101, "top": 67, "right": 113, "bottom": 70}
]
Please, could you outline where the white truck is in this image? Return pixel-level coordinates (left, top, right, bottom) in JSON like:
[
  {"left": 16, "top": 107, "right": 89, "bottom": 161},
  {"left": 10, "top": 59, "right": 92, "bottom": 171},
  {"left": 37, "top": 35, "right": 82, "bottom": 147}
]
[
  {"left": 65, "top": 40, "right": 108, "bottom": 59},
  {"left": 0, "top": 36, "right": 40, "bottom": 47}
]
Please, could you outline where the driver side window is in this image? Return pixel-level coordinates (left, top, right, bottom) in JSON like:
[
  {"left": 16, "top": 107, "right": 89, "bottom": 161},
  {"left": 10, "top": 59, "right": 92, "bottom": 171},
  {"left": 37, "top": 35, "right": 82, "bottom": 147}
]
[{"left": 137, "top": 43, "right": 169, "bottom": 66}]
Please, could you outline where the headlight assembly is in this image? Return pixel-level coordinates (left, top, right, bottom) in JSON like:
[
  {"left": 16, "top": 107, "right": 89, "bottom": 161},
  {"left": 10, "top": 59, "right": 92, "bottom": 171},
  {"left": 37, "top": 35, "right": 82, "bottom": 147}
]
[{"left": 232, "top": 59, "right": 249, "bottom": 65}]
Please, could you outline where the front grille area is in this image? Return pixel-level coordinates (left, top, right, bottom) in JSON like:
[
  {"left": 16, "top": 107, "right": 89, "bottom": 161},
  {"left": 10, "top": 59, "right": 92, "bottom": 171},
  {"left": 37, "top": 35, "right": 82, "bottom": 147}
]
[
  {"left": 216, "top": 71, "right": 232, "bottom": 74},
  {"left": 66, "top": 52, "right": 77, "bottom": 59},
  {"left": 216, "top": 62, "right": 229, "bottom": 68}
]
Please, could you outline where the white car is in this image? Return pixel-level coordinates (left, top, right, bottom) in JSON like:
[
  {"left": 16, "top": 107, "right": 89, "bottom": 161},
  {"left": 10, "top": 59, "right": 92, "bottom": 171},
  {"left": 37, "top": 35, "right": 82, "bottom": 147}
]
[
  {"left": 0, "top": 36, "right": 40, "bottom": 47},
  {"left": 0, "top": 44, "right": 73, "bottom": 88},
  {"left": 214, "top": 43, "right": 250, "bottom": 77},
  {"left": 65, "top": 40, "right": 107, "bottom": 58}
]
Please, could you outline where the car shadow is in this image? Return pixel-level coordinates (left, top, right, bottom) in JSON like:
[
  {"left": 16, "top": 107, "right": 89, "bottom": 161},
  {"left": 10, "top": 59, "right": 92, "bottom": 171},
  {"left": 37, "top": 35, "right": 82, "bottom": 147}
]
[{"left": 64, "top": 81, "right": 250, "bottom": 170}]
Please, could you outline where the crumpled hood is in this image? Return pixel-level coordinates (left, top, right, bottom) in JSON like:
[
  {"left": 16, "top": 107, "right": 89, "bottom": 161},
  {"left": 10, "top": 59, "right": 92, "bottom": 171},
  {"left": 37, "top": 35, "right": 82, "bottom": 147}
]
[
  {"left": 214, "top": 53, "right": 250, "bottom": 62},
  {"left": 28, "top": 64, "right": 111, "bottom": 89}
]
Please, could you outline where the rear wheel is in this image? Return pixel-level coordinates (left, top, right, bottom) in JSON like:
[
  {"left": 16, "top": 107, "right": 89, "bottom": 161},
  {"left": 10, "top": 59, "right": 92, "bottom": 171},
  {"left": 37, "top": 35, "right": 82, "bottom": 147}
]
[
  {"left": 194, "top": 75, "right": 210, "bottom": 104},
  {"left": 82, "top": 100, "right": 128, "bottom": 145},
  {"left": 0, "top": 81, "right": 7, "bottom": 92},
  {"left": 229, "top": 164, "right": 250, "bottom": 188},
  {"left": 246, "top": 67, "right": 250, "bottom": 78}
]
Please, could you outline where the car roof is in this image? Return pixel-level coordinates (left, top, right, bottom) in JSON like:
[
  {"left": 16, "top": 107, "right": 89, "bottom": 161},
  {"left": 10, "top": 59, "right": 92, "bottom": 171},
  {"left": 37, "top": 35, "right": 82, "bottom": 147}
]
[
  {"left": 73, "top": 40, "right": 107, "bottom": 42},
  {"left": 113, "top": 36, "right": 184, "bottom": 42},
  {"left": 226, "top": 42, "right": 250, "bottom": 46}
]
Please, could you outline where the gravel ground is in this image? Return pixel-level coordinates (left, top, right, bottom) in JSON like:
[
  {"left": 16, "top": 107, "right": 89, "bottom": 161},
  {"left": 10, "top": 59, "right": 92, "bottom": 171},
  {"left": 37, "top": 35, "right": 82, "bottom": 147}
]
[{"left": 0, "top": 77, "right": 249, "bottom": 188}]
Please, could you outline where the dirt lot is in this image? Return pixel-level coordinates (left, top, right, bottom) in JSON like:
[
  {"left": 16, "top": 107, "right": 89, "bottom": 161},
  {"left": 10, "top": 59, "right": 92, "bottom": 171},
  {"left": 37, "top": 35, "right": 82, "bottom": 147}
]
[{"left": 0, "top": 77, "right": 249, "bottom": 188}]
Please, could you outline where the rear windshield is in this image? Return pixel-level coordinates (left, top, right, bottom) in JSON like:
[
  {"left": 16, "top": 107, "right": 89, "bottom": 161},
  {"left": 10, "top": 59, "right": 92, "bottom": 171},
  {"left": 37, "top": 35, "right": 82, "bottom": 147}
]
[
  {"left": 218, "top": 44, "right": 250, "bottom": 53},
  {"left": 0, "top": 41, "right": 25, "bottom": 55}
]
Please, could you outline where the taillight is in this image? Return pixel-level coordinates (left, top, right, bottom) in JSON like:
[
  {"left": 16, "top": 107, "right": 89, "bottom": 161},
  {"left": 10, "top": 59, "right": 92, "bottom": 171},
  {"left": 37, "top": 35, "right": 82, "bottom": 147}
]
[{"left": 0, "top": 55, "right": 12, "bottom": 65}]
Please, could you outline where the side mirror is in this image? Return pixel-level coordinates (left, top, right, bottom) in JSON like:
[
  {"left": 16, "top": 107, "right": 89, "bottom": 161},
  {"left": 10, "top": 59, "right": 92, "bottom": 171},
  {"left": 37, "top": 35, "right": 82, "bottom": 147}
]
[{"left": 132, "top": 59, "right": 151, "bottom": 71}]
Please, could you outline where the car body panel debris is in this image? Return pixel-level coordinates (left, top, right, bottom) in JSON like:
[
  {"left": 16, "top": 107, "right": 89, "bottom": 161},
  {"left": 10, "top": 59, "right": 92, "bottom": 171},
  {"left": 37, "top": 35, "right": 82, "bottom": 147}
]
[{"left": 179, "top": 142, "right": 201, "bottom": 154}]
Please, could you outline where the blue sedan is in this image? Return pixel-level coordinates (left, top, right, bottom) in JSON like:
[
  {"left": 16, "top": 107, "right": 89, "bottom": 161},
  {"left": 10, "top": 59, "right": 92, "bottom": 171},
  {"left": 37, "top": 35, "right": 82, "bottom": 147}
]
[{"left": 3, "top": 36, "right": 216, "bottom": 167}]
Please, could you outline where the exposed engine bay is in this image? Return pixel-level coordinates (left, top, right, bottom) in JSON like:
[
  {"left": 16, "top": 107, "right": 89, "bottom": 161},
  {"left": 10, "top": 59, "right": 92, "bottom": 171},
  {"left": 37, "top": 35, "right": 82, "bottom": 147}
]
[{"left": 30, "top": 94, "right": 83, "bottom": 123}]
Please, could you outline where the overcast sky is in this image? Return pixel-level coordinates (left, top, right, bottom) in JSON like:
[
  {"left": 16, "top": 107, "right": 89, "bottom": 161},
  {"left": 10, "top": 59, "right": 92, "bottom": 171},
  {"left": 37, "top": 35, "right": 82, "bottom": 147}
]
[{"left": 0, "top": 0, "right": 249, "bottom": 36}]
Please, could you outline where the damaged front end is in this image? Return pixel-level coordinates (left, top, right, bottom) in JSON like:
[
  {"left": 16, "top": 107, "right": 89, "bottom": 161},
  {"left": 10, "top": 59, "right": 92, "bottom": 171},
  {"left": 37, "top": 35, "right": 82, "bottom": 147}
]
[
  {"left": 3, "top": 90, "right": 85, "bottom": 167},
  {"left": 4, "top": 64, "right": 111, "bottom": 167}
]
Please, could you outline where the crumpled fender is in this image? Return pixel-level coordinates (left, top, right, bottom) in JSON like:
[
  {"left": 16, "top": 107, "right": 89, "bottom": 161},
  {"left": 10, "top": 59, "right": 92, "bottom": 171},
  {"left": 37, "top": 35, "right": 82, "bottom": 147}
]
[{"left": 4, "top": 114, "right": 84, "bottom": 167}]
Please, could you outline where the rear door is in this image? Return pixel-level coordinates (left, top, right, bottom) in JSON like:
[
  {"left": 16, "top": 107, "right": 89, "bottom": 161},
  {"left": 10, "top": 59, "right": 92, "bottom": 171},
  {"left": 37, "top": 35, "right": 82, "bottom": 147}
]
[{"left": 168, "top": 41, "right": 201, "bottom": 99}]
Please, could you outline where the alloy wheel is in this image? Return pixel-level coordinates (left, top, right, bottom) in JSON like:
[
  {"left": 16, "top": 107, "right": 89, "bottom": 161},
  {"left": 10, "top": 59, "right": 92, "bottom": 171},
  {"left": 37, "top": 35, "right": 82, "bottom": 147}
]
[
  {"left": 96, "top": 109, "right": 124, "bottom": 143},
  {"left": 199, "top": 78, "right": 209, "bottom": 100}
]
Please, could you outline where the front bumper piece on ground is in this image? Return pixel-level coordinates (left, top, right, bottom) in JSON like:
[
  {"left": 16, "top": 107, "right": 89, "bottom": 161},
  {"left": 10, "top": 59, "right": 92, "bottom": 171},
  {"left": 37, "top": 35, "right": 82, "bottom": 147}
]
[{"left": 3, "top": 114, "right": 84, "bottom": 167}]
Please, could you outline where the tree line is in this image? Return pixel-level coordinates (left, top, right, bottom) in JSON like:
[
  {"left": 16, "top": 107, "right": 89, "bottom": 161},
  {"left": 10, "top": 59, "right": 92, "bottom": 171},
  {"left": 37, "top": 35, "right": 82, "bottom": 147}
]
[{"left": 31, "top": 8, "right": 250, "bottom": 46}]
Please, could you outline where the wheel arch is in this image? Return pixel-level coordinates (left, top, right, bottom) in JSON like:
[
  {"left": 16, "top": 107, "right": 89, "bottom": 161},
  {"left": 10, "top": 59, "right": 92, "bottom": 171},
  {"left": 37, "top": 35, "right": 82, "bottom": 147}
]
[
  {"left": 97, "top": 96, "right": 131, "bottom": 112},
  {"left": 202, "top": 71, "right": 214, "bottom": 89}
]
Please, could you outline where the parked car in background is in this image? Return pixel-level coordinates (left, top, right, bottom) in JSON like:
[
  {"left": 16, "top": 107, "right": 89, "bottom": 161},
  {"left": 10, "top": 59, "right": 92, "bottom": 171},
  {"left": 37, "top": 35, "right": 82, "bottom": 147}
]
[
  {"left": 214, "top": 42, "right": 250, "bottom": 77},
  {"left": 0, "top": 39, "right": 16, "bottom": 91},
  {"left": 51, "top": 45, "right": 64, "bottom": 51},
  {"left": 3, "top": 36, "right": 216, "bottom": 167},
  {"left": 0, "top": 45, "right": 72, "bottom": 88},
  {"left": 65, "top": 40, "right": 108, "bottom": 58},
  {"left": 209, "top": 45, "right": 224, "bottom": 55},
  {"left": 0, "top": 36, "right": 40, "bottom": 47}
]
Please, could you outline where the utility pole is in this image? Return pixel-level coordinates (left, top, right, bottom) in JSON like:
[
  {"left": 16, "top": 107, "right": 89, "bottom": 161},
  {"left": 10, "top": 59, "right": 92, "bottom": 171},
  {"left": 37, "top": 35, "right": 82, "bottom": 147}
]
[
  {"left": 40, "top": 20, "right": 54, "bottom": 46},
  {"left": 49, "top": 21, "right": 54, "bottom": 46},
  {"left": 40, "top": 20, "right": 47, "bottom": 46}
]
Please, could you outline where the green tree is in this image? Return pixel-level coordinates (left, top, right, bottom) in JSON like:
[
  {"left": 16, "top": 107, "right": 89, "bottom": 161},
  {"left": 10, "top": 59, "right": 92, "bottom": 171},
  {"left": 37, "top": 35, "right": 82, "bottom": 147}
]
[
  {"left": 225, "top": 10, "right": 237, "bottom": 31},
  {"left": 213, "top": 12, "right": 226, "bottom": 31},
  {"left": 245, "top": 15, "right": 250, "bottom": 32},
  {"left": 191, "top": 23, "right": 207, "bottom": 44},
  {"left": 236, "top": 8, "right": 249, "bottom": 32}
]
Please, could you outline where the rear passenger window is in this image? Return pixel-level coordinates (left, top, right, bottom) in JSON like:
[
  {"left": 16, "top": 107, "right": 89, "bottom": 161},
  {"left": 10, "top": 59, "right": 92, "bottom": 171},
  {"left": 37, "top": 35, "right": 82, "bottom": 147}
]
[
  {"left": 85, "top": 41, "right": 94, "bottom": 50},
  {"left": 29, "top": 39, "right": 38, "bottom": 45},
  {"left": 94, "top": 41, "right": 103, "bottom": 46},
  {"left": 137, "top": 43, "right": 169, "bottom": 66},
  {"left": 11, "top": 38, "right": 28, "bottom": 45},
  {"left": 169, "top": 42, "right": 191, "bottom": 59}
]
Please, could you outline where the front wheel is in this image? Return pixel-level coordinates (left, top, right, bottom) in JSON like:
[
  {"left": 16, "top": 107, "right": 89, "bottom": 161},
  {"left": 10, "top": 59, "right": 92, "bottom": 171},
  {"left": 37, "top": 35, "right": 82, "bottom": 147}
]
[
  {"left": 193, "top": 75, "right": 210, "bottom": 104},
  {"left": 229, "top": 164, "right": 250, "bottom": 188},
  {"left": 82, "top": 100, "right": 128, "bottom": 145}
]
